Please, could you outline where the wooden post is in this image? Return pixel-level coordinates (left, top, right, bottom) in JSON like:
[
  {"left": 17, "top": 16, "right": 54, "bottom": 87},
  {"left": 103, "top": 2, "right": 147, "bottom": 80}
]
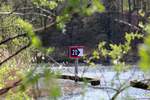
[{"left": 75, "top": 58, "right": 78, "bottom": 82}]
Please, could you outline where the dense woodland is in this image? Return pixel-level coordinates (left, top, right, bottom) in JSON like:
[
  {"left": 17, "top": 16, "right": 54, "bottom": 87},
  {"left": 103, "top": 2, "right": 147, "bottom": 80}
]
[
  {"left": 39, "top": 0, "right": 150, "bottom": 63},
  {"left": 0, "top": 0, "right": 150, "bottom": 99},
  {"left": 1, "top": 0, "right": 150, "bottom": 62}
]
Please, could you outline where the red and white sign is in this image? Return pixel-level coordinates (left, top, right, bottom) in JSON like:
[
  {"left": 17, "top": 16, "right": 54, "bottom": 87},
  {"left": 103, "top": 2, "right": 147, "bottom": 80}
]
[{"left": 68, "top": 46, "right": 84, "bottom": 59}]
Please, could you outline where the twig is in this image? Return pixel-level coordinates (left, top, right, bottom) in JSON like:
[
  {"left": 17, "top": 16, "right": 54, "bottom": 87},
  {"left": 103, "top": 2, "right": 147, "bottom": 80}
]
[
  {"left": 0, "top": 33, "right": 27, "bottom": 45},
  {"left": 0, "top": 79, "right": 22, "bottom": 95},
  {"left": 0, "top": 12, "right": 52, "bottom": 20},
  {"left": 98, "top": 68, "right": 111, "bottom": 99},
  {"left": 36, "top": 6, "right": 56, "bottom": 17},
  {"left": 81, "top": 66, "right": 89, "bottom": 77},
  {"left": 114, "top": 19, "right": 144, "bottom": 33},
  {"left": 89, "top": 86, "right": 118, "bottom": 92},
  {"left": 47, "top": 56, "right": 62, "bottom": 67},
  {"left": 111, "top": 85, "right": 130, "bottom": 100},
  {"left": 0, "top": 41, "right": 31, "bottom": 66},
  {"left": 110, "top": 67, "right": 136, "bottom": 100}
]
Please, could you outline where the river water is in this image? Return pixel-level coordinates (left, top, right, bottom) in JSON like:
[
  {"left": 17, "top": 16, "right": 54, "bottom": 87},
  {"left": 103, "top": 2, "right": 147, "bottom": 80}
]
[{"left": 37, "top": 64, "right": 150, "bottom": 100}]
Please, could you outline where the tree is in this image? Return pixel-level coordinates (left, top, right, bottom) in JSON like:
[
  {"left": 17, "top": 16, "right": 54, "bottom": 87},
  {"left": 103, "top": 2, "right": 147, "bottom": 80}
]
[
  {"left": 0, "top": 0, "right": 105, "bottom": 98},
  {"left": 0, "top": 0, "right": 150, "bottom": 99}
]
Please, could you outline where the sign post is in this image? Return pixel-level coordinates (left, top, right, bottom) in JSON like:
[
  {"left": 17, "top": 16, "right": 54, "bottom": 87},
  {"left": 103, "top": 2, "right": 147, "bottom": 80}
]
[
  {"left": 75, "top": 58, "right": 78, "bottom": 82},
  {"left": 68, "top": 46, "right": 84, "bottom": 82}
]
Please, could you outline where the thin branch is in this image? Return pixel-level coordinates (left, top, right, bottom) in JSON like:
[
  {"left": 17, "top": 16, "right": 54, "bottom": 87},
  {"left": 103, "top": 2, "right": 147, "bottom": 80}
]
[
  {"left": 16, "top": 7, "right": 34, "bottom": 11},
  {"left": 36, "top": 6, "right": 56, "bottom": 17},
  {"left": 81, "top": 66, "right": 89, "bottom": 77},
  {"left": 0, "top": 33, "right": 27, "bottom": 45},
  {"left": 0, "top": 40, "right": 31, "bottom": 66},
  {"left": 0, "top": 12, "right": 52, "bottom": 20},
  {"left": 1, "top": 3, "right": 21, "bottom": 15},
  {"left": 110, "top": 67, "right": 136, "bottom": 100},
  {"left": 0, "top": 21, "right": 54, "bottom": 45},
  {"left": 0, "top": 22, "right": 54, "bottom": 46},
  {"left": 47, "top": 56, "right": 62, "bottom": 67},
  {"left": 114, "top": 19, "right": 143, "bottom": 32},
  {"left": 34, "top": 21, "right": 55, "bottom": 32},
  {"left": 0, "top": 8, "right": 67, "bottom": 66},
  {"left": 0, "top": 79, "right": 22, "bottom": 95},
  {"left": 111, "top": 85, "right": 130, "bottom": 100},
  {"left": 89, "top": 86, "right": 118, "bottom": 92},
  {"left": 0, "top": 20, "right": 57, "bottom": 66},
  {"left": 98, "top": 68, "right": 111, "bottom": 99},
  {"left": 120, "top": 67, "right": 136, "bottom": 88},
  {"left": 29, "top": 15, "right": 56, "bottom": 32}
]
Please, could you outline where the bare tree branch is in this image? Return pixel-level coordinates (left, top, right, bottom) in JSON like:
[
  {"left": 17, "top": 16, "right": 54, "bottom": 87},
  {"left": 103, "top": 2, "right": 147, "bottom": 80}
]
[
  {"left": 0, "top": 22, "right": 55, "bottom": 46},
  {"left": 36, "top": 6, "right": 56, "bottom": 17},
  {"left": 0, "top": 12, "right": 52, "bottom": 20},
  {"left": 89, "top": 86, "right": 118, "bottom": 92},
  {"left": 0, "top": 33, "right": 27, "bottom": 45},
  {"left": 0, "top": 79, "right": 22, "bottom": 95},
  {"left": 111, "top": 85, "right": 130, "bottom": 100},
  {"left": 33, "top": 22, "right": 55, "bottom": 32},
  {"left": 0, "top": 40, "right": 31, "bottom": 66},
  {"left": 114, "top": 19, "right": 144, "bottom": 33}
]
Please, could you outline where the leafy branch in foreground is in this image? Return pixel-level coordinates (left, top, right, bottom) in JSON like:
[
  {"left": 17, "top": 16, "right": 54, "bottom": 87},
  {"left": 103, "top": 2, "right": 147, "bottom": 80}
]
[
  {"left": 87, "top": 32, "right": 143, "bottom": 99},
  {"left": 88, "top": 32, "right": 143, "bottom": 68},
  {"left": 139, "top": 23, "right": 150, "bottom": 71},
  {"left": 0, "top": 0, "right": 105, "bottom": 98}
]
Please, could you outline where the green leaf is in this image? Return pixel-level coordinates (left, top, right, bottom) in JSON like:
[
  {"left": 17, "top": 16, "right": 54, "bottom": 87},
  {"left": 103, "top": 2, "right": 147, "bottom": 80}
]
[
  {"left": 113, "top": 62, "right": 125, "bottom": 72},
  {"left": 109, "top": 44, "right": 122, "bottom": 59},
  {"left": 48, "top": 1, "right": 58, "bottom": 9},
  {"left": 84, "top": 0, "right": 105, "bottom": 16},
  {"left": 98, "top": 42, "right": 106, "bottom": 49},
  {"left": 16, "top": 18, "right": 42, "bottom": 48},
  {"left": 16, "top": 18, "right": 35, "bottom": 36},
  {"left": 139, "top": 45, "right": 150, "bottom": 71},
  {"left": 68, "top": 0, "right": 80, "bottom": 7},
  {"left": 46, "top": 47, "right": 55, "bottom": 54},
  {"left": 85, "top": 6, "right": 97, "bottom": 16},
  {"left": 145, "top": 24, "right": 150, "bottom": 33},
  {"left": 32, "top": 0, "right": 58, "bottom": 9},
  {"left": 56, "top": 14, "right": 70, "bottom": 29},
  {"left": 50, "top": 85, "right": 61, "bottom": 97},
  {"left": 32, "top": 36, "right": 42, "bottom": 48},
  {"left": 138, "top": 24, "right": 150, "bottom": 71},
  {"left": 93, "top": 50, "right": 99, "bottom": 59},
  {"left": 93, "top": 0, "right": 105, "bottom": 12}
]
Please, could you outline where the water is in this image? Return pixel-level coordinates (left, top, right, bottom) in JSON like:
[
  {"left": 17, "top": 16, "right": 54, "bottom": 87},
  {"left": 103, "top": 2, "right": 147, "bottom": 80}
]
[{"left": 36, "top": 64, "right": 150, "bottom": 100}]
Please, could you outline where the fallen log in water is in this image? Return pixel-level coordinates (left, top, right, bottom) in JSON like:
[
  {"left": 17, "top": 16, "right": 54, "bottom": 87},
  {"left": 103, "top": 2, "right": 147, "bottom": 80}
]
[
  {"left": 59, "top": 75, "right": 100, "bottom": 86},
  {"left": 0, "top": 74, "right": 100, "bottom": 95},
  {"left": 40, "top": 73, "right": 100, "bottom": 86},
  {"left": 130, "top": 80, "right": 150, "bottom": 90}
]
